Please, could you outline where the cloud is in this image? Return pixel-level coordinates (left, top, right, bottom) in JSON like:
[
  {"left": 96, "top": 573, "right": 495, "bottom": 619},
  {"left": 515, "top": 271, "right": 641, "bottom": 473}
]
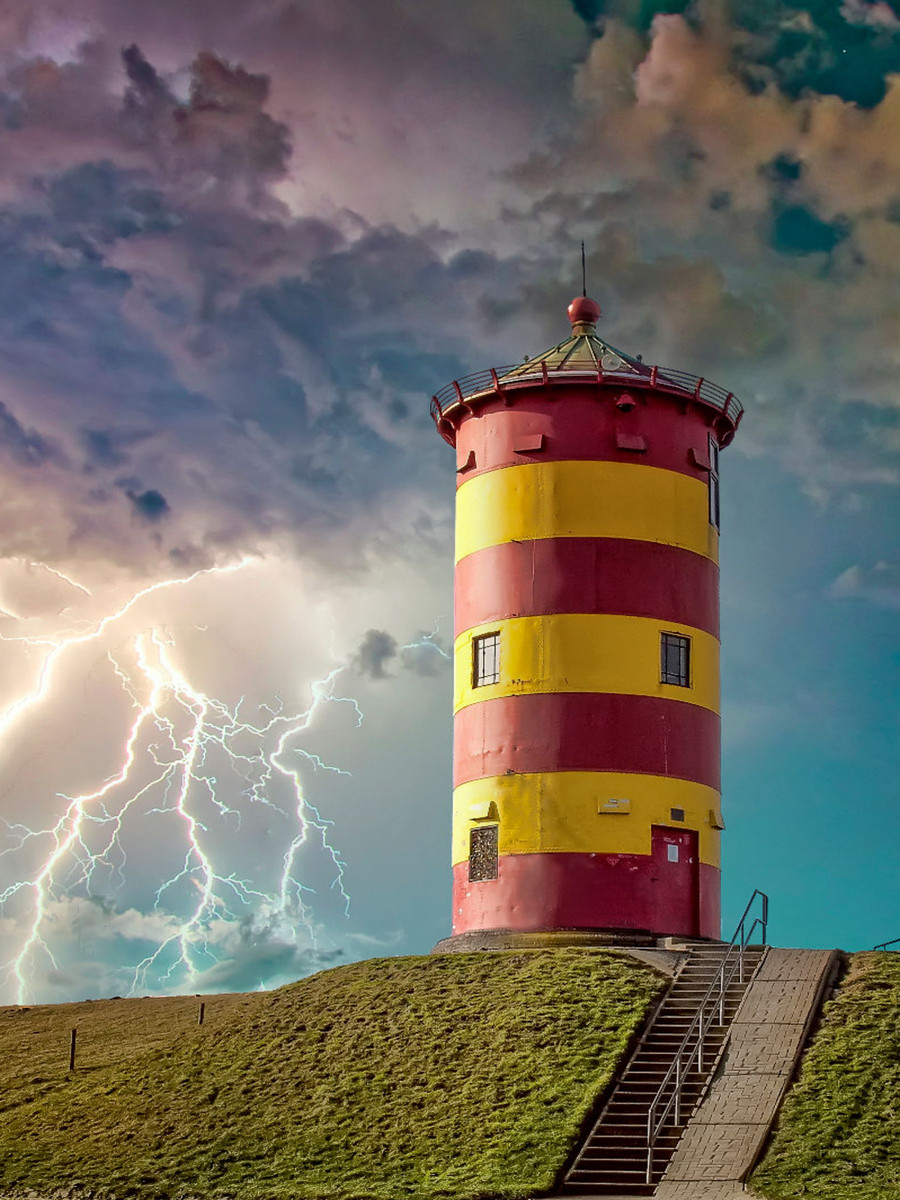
[
  {"left": 0, "top": 894, "right": 181, "bottom": 944},
  {"left": 828, "top": 561, "right": 900, "bottom": 607},
  {"left": 353, "top": 629, "right": 398, "bottom": 680},
  {"left": 841, "top": 0, "right": 900, "bottom": 31},
  {"left": 0, "top": 37, "right": 524, "bottom": 574},
  {"left": 0, "top": 399, "right": 60, "bottom": 468},
  {"left": 126, "top": 486, "right": 171, "bottom": 522},
  {"left": 353, "top": 629, "right": 452, "bottom": 680},
  {"left": 508, "top": 7, "right": 900, "bottom": 505},
  {"left": 122, "top": 45, "right": 292, "bottom": 204},
  {"left": 0, "top": 895, "right": 343, "bottom": 997}
]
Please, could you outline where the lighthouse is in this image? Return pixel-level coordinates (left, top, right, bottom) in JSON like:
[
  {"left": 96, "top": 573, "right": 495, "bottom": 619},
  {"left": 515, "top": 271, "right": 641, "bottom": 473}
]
[{"left": 431, "top": 293, "right": 742, "bottom": 944}]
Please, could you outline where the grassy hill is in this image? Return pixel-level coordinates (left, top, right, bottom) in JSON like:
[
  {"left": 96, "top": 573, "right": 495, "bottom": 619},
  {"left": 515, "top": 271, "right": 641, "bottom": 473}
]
[
  {"left": 0, "top": 949, "right": 663, "bottom": 1200},
  {"left": 752, "top": 952, "right": 900, "bottom": 1200}
]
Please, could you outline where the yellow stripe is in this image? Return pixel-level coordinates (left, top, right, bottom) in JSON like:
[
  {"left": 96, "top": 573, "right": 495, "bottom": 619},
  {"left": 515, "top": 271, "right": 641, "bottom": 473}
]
[
  {"left": 452, "top": 772, "right": 721, "bottom": 867},
  {"left": 454, "top": 613, "right": 719, "bottom": 714},
  {"left": 455, "top": 459, "right": 718, "bottom": 563}
]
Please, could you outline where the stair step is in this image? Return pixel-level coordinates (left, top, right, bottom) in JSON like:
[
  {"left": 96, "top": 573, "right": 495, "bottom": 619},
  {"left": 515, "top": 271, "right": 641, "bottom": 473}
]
[
  {"left": 617, "top": 1073, "right": 706, "bottom": 1084},
  {"left": 640, "top": 1034, "right": 726, "bottom": 1044},
  {"left": 632, "top": 1047, "right": 721, "bottom": 1056},
  {"left": 574, "top": 1151, "right": 651, "bottom": 1164},
  {"left": 561, "top": 1187, "right": 656, "bottom": 1196},
  {"left": 615, "top": 1086, "right": 703, "bottom": 1098},
  {"left": 582, "top": 1133, "right": 681, "bottom": 1146},
  {"left": 568, "top": 1169, "right": 661, "bottom": 1180},
  {"left": 579, "top": 1138, "right": 680, "bottom": 1152}
]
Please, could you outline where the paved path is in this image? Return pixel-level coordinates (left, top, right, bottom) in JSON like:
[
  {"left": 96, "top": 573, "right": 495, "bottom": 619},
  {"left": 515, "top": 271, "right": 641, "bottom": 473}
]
[{"left": 651, "top": 948, "right": 839, "bottom": 1200}]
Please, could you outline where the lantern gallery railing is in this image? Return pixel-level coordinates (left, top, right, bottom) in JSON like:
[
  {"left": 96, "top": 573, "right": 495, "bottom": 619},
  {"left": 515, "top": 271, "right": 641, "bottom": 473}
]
[{"left": 430, "top": 362, "right": 744, "bottom": 431}]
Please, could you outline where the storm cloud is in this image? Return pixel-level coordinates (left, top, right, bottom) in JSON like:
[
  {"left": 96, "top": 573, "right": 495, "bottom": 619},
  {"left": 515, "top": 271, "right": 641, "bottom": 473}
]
[
  {"left": 353, "top": 629, "right": 399, "bottom": 680},
  {"left": 1, "top": 0, "right": 899, "bottom": 1001}
]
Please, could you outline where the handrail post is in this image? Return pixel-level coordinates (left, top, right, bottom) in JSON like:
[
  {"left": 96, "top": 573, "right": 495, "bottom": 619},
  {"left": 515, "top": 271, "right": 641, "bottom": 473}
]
[
  {"left": 674, "top": 1057, "right": 681, "bottom": 1126},
  {"left": 718, "top": 963, "right": 724, "bottom": 1025}
]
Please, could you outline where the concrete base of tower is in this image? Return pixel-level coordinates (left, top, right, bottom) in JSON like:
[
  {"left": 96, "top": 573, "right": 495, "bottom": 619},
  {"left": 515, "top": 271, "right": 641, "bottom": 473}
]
[
  {"left": 432, "top": 927, "right": 657, "bottom": 953},
  {"left": 430, "top": 928, "right": 718, "bottom": 979},
  {"left": 450, "top": 852, "right": 721, "bottom": 941}
]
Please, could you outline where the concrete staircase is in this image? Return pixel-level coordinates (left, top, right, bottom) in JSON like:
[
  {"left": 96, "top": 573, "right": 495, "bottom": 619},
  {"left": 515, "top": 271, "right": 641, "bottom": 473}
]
[{"left": 561, "top": 943, "right": 767, "bottom": 1196}]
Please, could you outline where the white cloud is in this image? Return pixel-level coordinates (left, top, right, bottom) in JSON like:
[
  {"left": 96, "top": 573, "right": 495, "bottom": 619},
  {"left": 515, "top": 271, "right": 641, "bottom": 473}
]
[
  {"left": 841, "top": 0, "right": 900, "bottom": 29},
  {"left": 828, "top": 561, "right": 900, "bottom": 607}
]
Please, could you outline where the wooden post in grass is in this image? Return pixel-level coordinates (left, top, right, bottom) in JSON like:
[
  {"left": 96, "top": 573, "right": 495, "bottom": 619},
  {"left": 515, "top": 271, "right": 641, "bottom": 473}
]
[
  {"left": 198, "top": 1002, "right": 205, "bottom": 1026},
  {"left": 69, "top": 1027, "right": 77, "bottom": 1072}
]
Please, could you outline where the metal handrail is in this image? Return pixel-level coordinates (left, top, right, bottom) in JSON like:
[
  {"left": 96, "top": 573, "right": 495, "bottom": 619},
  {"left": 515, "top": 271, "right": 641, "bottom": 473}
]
[
  {"left": 430, "top": 362, "right": 744, "bottom": 428},
  {"left": 645, "top": 890, "right": 769, "bottom": 1186},
  {"left": 873, "top": 937, "right": 900, "bottom": 950}
]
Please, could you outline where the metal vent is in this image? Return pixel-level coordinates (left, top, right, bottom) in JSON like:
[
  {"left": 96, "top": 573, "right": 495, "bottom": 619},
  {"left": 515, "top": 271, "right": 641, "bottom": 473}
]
[{"left": 469, "top": 825, "right": 499, "bottom": 882}]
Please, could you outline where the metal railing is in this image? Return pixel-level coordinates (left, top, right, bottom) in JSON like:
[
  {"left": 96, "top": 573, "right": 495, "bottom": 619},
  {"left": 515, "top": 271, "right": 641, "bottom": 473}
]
[
  {"left": 645, "top": 889, "right": 769, "bottom": 1185},
  {"left": 430, "top": 361, "right": 744, "bottom": 429},
  {"left": 873, "top": 937, "right": 900, "bottom": 950}
]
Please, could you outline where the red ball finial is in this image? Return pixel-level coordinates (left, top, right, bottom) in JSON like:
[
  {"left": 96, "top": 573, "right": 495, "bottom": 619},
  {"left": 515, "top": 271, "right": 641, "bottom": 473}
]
[{"left": 567, "top": 295, "right": 602, "bottom": 329}]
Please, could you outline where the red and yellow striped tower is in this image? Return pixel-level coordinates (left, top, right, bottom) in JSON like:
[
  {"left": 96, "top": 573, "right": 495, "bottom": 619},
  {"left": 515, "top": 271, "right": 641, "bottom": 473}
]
[{"left": 431, "top": 295, "right": 743, "bottom": 942}]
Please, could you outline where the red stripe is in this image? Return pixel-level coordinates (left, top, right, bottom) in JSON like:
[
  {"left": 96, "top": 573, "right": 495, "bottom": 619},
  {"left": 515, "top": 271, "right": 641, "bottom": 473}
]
[
  {"left": 454, "top": 388, "right": 714, "bottom": 484},
  {"left": 454, "top": 538, "right": 719, "bottom": 638},
  {"left": 451, "top": 855, "right": 720, "bottom": 939},
  {"left": 453, "top": 693, "right": 720, "bottom": 790}
]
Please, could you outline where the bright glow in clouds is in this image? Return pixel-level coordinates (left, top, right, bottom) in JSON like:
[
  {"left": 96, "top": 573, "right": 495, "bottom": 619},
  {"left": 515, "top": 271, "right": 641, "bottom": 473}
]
[{"left": 0, "top": 557, "right": 365, "bottom": 1004}]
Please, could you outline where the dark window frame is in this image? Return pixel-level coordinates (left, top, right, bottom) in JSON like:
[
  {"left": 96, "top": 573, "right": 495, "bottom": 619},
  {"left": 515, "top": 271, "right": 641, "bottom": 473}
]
[
  {"left": 708, "top": 434, "right": 720, "bottom": 530},
  {"left": 660, "top": 631, "right": 691, "bottom": 688},
  {"left": 472, "top": 631, "right": 500, "bottom": 688}
]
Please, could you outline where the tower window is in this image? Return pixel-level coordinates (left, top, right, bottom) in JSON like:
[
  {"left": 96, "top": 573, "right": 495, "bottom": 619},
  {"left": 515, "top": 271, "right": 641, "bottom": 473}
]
[
  {"left": 469, "top": 825, "right": 499, "bottom": 882},
  {"left": 661, "top": 633, "right": 691, "bottom": 688},
  {"left": 708, "top": 434, "right": 720, "bottom": 530},
  {"left": 472, "top": 632, "right": 500, "bottom": 687}
]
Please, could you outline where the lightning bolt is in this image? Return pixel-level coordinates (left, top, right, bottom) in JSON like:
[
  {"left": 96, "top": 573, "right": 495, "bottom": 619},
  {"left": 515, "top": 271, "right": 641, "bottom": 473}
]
[
  {"left": 28, "top": 560, "right": 93, "bottom": 598},
  {"left": 0, "top": 560, "right": 360, "bottom": 1004},
  {"left": 400, "top": 618, "right": 452, "bottom": 669}
]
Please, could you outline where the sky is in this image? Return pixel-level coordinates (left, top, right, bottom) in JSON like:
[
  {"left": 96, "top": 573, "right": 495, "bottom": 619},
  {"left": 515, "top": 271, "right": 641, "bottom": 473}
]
[{"left": 0, "top": 0, "right": 898, "bottom": 1004}]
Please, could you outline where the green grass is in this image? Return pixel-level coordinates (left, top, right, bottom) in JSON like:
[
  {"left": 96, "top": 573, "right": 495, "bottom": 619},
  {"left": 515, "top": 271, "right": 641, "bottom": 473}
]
[
  {"left": 0, "top": 949, "right": 662, "bottom": 1200},
  {"left": 752, "top": 953, "right": 900, "bottom": 1199}
]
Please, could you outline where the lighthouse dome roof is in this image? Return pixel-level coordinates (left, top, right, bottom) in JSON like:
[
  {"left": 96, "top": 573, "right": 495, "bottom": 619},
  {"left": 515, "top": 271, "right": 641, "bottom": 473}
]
[{"left": 498, "top": 295, "right": 650, "bottom": 384}]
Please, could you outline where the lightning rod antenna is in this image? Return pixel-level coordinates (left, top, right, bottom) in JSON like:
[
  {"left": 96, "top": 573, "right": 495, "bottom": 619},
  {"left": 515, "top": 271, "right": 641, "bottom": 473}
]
[{"left": 581, "top": 241, "right": 587, "bottom": 298}]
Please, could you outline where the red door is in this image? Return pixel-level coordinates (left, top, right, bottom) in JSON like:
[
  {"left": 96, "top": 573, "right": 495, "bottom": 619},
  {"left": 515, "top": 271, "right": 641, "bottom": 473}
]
[{"left": 651, "top": 826, "right": 699, "bottom": 938}]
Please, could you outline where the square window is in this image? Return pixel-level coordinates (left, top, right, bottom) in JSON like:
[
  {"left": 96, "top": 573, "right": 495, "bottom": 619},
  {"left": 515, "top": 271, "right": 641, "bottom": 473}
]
[
  {"left": 472, "top": 632, "right": 500, "bottom": 687},
  {"left": 667, "top": 843, "right": 680, "bottom": 863},
  {"left": 661, "top": 632, "right": 691, "bottom": 688},
  {"left": 670, "top": 807, "right": 686, "bottom": 822},
  {"left": 469, "top": 825, "right": 499, "bottom": 882}
]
